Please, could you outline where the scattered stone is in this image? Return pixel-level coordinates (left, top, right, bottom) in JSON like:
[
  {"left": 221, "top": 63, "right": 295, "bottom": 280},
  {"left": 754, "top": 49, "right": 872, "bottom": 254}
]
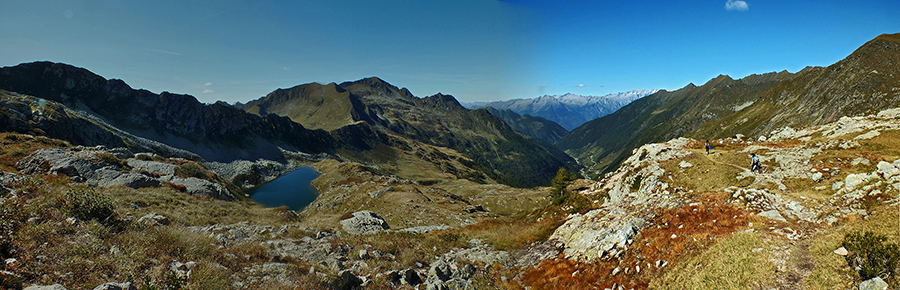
[
  {"left": 340, "top": 211, "right": 390, "bottom": 234},
  {"left": 859, "top": 277, "right": 888, "bottom": 290},
  {"left": 679, "top": 161, "right": 693, "bottom": 169},
  {"left": 399, "top": 225, "right": 451, "bottom": 233},
  {"left": 137, "top": 213, "right": 170, "bottom": 227},
  {"left": 169, "top": 261, "right": 196, "bottom": 279},
  {"left": 92, "top": 282, "right": 136, "bottom": 290},
  {"left": 810, "top": 172, "right": 824, "bottom": 182},
  {"left": 331, "top": 270, "right": 363, "bottom": 290},
  {"left": 464, "top": 205, "right": 486, "bottom": 213},
  {"left": 833, "top": 247, "right": 849, "bottom": 256},
  {"left": 402, "top": 268, "right": 423, "bottom": 285},
  {"left": 611, "top": 267, "right": 621, "bottom": 275},
  {"left": 758, "top": 210, "right": 787, "bottom": 222},
  {"left": 358, "top": 249, "right": 370, "bottom": 260},
  {"left": 851, "top": 158, "right": 871, "bottom": 166}
]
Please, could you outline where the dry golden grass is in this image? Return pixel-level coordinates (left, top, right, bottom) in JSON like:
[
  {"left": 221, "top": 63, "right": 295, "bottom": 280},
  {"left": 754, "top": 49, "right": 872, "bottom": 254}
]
[
  {"left": 653, "top": 231, "right": 774, "bottom": 289},
  {"left": 806, "top": 202, "right": 899, "bottom": 289},
  {"left": 457, "top": 218, "right": 563, "bottom": 251}
]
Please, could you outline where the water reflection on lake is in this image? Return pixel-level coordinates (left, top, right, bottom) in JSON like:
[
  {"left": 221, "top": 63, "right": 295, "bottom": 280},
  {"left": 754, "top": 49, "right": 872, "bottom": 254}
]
[{"left": 248, "top": 166, "right": 320, "bottom": 211}]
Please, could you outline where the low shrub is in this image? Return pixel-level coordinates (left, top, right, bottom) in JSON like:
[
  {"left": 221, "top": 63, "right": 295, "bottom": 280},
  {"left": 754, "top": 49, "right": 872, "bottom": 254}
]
[
  {"left": 175, "top": 163, "right": 209, "bottom": 180},
  {"left": 65, "top": 187, "right": 116, "bottom": 223},
  {"left": 842, "top": 231, "right": 899, "bottom": 282}
]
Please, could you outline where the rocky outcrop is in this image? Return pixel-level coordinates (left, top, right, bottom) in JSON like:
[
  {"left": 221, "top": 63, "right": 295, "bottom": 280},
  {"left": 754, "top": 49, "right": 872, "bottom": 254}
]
[
  {"left": 550, "top": 138, "right": 691, "bottom": 261},
  {"left": 551, "top": 107, "right": 900, "bottom": 266},
  {"left": 16, "top": 146, "right": 237, "bottom": 200},
  {"left": 340, "top": 211, "right": 390, "bottom": 234}
]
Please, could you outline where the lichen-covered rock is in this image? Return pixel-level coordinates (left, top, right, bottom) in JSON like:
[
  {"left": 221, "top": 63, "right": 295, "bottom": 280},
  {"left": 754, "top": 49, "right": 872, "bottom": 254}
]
[
  {"left": 24, "top": 285, "right": 67, "bottom": 290},
  {"left": 859, "top": 277, "right": 888, "bottom": 290},
  {"left": 100, "top": 173, "right": 161, "bottom": 189},
  {"left": 159, "top": 176, "right": 233, "bottom": 200},
  {"left": 92, "top": 282, "right": 136, "bottom": 290},
  {"left": 137, "top": 213, "right": 170, "bottom": 227},
  {"left": 126, "top": 159, "right": 177, "bottom": 176},
  {"left": 340, "top": 211, "right": 390, "bottom": 234}
]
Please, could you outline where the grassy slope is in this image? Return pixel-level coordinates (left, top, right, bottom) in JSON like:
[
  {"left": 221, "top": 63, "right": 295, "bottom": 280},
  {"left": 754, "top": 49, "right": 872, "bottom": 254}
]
[
  {"left": 557, "top": 72, "right": 792, "bottom": 178},
  {"left": 691, "top": 33, "right": 900, "bottom": 139},
  {"left": 239, "top": 82, "right": 358, "bottom": 132}
]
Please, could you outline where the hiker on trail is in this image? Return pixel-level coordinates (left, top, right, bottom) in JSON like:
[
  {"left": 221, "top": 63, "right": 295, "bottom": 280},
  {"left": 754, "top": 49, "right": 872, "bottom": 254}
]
[
  {"left": 705, "top": 140, "right": 711, "bottom": 155},
  {"left": 750, "top": 153, "right": 761, "bottom": 173}
]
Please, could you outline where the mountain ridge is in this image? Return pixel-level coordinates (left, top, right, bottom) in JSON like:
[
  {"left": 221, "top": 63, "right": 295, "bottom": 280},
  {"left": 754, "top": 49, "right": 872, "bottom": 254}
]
[
  {"left": 471, "top": 90, "right": 658, "bottom": 130},
  {"left": 240, "top": 76, "right": 580, "bottom": 187}
]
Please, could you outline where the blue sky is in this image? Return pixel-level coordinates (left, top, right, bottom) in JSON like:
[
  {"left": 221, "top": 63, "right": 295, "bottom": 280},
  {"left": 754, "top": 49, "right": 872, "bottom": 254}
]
[{"left": 1, "top": 0, "right": 897, "bottom": 104}]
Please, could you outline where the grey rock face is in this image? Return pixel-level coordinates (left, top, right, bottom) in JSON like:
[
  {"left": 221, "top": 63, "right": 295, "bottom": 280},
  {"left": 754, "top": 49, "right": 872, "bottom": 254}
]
[
  {"left": 340, "top": 211, "right": 390, "bottom": 234},
  {"left": 126, "top": 159, "right": 177, "bottom": 176},
  {"left": 159, "top": 176, "right": 233, "bottom": 200},
  {"left": 101, "top": 173, "right": 161, "bottom": 189},
  {"left": 16, "top": 147, "right": 236, "bottom": 200}
]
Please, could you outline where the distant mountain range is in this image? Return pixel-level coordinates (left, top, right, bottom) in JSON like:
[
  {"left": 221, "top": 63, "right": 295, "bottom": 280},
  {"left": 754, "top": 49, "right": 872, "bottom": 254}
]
[
  {"left": 467, "top": 90, "right": 658, "bottom": 130},
  {"left": 557, "top": 33, "right": 900, "bottom": 177}
]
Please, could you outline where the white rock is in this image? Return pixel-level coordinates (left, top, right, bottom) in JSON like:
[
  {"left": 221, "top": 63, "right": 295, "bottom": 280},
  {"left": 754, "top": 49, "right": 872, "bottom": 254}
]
[
  {"left": 758, "top": 210, "right": 787, "bottom": 222},
  {"left": 833, "top": 247, "right": 849, "bottom": 256},
  {"left": 679, "top": 161, "right": 693, "bottom": 169},
  {"left": 859, "top": 277, "right": 888, "bottom": 290}
]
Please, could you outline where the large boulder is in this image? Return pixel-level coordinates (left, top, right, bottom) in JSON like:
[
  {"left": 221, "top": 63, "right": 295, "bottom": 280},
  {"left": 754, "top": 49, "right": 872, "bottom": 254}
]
[
  {"left": 159, "top": 176, "right": 233, "bottom": 200},
  {"left": 100, "top": 173, "right": 161, "bottom": 189},
  {"left": 859, "top": 277, "right": 888, "bottom": 290},
  {"left": 340, "top": 211, "right": 390, "bottom": 234},
  {"left": 126, "top": 159, "right": 177, "bottom": 176}
]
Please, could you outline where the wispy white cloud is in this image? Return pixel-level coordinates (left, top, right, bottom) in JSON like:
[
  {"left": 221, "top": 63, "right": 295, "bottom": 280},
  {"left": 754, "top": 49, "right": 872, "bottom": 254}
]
[
  {"left": 204, "top": 82, "right": 212, "bottom": 86},
  {"left": 725, "top": 0, "right": 749, "bottom": 11},
  {"left": 202, "top": 89, "right": 213, "bottom": 94},
  {"left": 144, "top": 48, "right": 181, "bottom": 56},
  {"left": 576, "top": 84, "right": 586, "bottom": 87},
  {"left": 538, "top": 84, "right": 548, "bottom": 88}
]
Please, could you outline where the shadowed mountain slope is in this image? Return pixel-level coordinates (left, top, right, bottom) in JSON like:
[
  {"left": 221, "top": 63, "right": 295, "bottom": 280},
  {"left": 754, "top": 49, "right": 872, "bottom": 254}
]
[
  {"left": 482, "top": 107, "right": 568, "bottom": 144},
  {"left": 0, "top": 62, "right": 336, "bottom": 162}
]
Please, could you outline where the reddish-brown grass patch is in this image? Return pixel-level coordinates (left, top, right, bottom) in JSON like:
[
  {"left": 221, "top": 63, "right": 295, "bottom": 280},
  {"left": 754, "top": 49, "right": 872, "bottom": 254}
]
[{"left": 520, "top": 192, "right": 754, "bottom": 289}]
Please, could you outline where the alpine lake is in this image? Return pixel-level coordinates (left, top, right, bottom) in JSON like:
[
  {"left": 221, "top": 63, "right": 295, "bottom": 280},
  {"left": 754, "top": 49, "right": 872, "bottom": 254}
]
[{"left": 247, "top": 166, "right": 320, "bottom": 211}]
